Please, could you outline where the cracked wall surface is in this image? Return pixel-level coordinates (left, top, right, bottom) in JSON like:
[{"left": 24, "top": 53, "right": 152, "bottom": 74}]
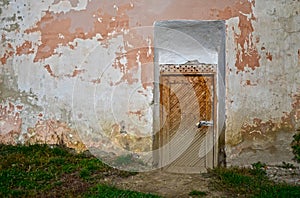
[{"left": 0, "top": 0, "right": 299, "bottom": 165}]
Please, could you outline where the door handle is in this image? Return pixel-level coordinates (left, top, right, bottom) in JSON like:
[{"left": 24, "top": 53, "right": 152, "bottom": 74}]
[{"left": 196, "top": 121, "right": 213, "bottom": 128}]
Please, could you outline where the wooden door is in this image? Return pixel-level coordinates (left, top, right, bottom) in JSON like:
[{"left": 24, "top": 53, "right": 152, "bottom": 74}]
[{"left": 158, "top": 74, "right": 214, "bottom": 173}]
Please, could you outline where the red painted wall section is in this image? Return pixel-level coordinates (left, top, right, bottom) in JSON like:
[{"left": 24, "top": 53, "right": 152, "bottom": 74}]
[{"left": 21, "top": 0, "right": 258, "bottom": 82}]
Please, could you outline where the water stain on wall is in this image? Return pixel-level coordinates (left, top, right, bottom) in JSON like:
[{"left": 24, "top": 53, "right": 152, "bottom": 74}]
[
  {"left": 241, "top": 92, "right": 300, "bottom": 142},
  {"left": 25, "top": 119, "right": 87, "bottom": 152},
  {"left": 0, "top": 103, "right": 22, "bottom": 144}
]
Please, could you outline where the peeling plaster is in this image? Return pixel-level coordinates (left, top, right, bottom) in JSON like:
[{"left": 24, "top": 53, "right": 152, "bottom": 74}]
[
  {"left": 211, "top": 0, "right": 260, "bottom": 71},
  {"left": 0, "top": 102, "right": 22, "bottom": 144},
  {"left": 25, "top": 2, "right": 133, "bottom": 62},
  {"left": 0, "top": 43, "right": 14, "bottom": 65},
  {"left": 0, "top": 0, "right": 299, "bottom": 166},
  {"left": 53, "top": 0, "right": 80, "bottom": 8},
  {"left": 16, "top": 41, "right": 34, "bottom": 56},
  {"left": 25, "top": 119, "right": 87, "bottom": 152}
]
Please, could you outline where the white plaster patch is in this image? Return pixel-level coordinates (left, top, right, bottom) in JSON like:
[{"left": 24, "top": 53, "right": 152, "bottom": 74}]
[
  {"left": 155, "top": 21, "right": 220, "bottom": 64},
  {"left": 49, "top": 0, "right": 88, "bottom": 13},
  {"left": 50, "top": 1, "right": 72, "bottom": 13},
  {"left": 119, "top": 56, "right": 127, "bottom": 65}
]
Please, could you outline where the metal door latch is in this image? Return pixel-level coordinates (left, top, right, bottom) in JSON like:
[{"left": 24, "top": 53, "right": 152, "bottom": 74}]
[{"left": 196, "top": 121, "right": 213, "bottom": 128}]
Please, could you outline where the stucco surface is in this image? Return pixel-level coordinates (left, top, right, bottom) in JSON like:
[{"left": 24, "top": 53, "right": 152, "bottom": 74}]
[{"left": 0, "top": 0, "right": 299, "bottom": 166}]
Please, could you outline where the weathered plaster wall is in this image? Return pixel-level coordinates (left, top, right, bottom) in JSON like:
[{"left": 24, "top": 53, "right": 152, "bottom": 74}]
[
  {"left": 225, "top": 0, "right": 300, "bottom": 165},
  {"left": 0, "top": 0, "right": 299, "bottom": 166}
]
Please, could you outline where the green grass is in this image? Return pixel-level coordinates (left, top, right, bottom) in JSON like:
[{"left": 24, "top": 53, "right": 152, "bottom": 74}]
[
  {"left": 114, "top": 154, "right": 134, "bottom": 166},
  {"left": 113, "top": 154, "right": 146, "bottom": 169},
  {"left": 280, "top": 161, "right": 296, "bottom": 169},
  {"left": 210, "top": 165, "right": 300, "bottom": 198},
  {"left": 188, "top": 190, "right": 207, "bottom": 197},
  {"left": 3, "top": 144, "right": 300, "bottom": 198},
  {"left": 85, "top": 184, "right": 161, "bottom": 198},
  {"left": 0, "top": 144, "right": 158, "bottom": 197}
]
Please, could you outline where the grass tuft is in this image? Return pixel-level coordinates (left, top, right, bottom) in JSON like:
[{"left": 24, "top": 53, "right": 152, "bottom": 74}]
[
  {"left": 0, "top": 144, "right": 150, "bottom": 197},
  {"left": 85, "top": 184, "right": 161, "bottom": 198},
  {"left": 188, "top": 190, "right": 207, "bottom": 197},
  {"left": 210, "top": 165, "right": 300, "bottom": 197}
]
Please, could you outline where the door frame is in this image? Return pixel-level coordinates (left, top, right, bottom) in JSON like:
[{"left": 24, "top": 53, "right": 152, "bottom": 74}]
[{"left": 153, "top": 62, "right": 220, "bottom": 170}]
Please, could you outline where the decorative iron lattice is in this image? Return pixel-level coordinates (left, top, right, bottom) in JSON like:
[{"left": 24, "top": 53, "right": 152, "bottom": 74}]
[{"left": 160, "top": 63, "right": 217, "bottom": 74}]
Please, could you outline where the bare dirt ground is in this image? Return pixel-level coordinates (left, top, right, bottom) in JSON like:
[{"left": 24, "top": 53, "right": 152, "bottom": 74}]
[
  {"left": 104, "top": 166, "right": 300, "bottom": 198},
  {"left": 105, "top": 170, "right": 226, "bottom": 198}
]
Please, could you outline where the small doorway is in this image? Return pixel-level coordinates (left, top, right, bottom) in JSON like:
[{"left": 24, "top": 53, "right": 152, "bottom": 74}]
[
  {"left": 154, "top": 63, "right": 216, "bottom": 173},
  {"left": 153, "top": 20, "right": 226, "bottom": 173}
]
